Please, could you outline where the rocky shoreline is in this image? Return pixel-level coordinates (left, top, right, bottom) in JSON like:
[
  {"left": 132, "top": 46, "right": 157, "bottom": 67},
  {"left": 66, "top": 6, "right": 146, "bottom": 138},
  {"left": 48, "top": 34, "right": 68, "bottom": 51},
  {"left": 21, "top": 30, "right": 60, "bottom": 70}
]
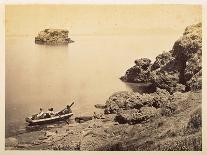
[
  {"left": 6, "top": 23, "right": 202, "bottom": 151},
  {"left": 5, "top": 91, "right": 201, "bottom": 151}
]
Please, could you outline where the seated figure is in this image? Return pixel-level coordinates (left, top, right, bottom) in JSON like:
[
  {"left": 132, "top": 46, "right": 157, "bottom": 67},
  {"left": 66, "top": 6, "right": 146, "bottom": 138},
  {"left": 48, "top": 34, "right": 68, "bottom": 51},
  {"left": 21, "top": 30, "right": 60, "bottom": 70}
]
[
  {"left": 32, "top": 108, "right": 45, "bottom": 120},
  {"left": 45, "top": 108, "right": 56, "bottom": 118},
  {"left": 57, "top": 105, "right": 72, "bottom": 115}
]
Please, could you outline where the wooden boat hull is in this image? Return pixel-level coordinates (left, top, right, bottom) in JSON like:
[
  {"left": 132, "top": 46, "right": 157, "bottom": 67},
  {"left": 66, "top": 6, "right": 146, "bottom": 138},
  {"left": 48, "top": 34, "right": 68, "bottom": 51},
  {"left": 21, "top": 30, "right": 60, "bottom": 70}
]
[{"left": 25, "top": 113, "right": 73, "bottom": 125}]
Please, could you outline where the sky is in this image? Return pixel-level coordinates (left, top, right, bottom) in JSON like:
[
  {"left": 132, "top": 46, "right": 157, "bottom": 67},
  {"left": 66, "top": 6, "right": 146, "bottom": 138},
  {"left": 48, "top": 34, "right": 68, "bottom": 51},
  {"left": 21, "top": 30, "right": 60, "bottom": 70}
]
[{"left": 5, "top": 4, "right": 202, "bottom": 36}]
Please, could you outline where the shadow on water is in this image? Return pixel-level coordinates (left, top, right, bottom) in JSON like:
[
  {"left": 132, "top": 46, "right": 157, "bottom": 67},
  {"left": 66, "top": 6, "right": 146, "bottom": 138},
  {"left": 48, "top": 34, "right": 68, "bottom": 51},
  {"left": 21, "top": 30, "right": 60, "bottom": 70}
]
[
  {"left": 11, "top": 118, "right": 74, "bottom": 136},
  {"left": 124, "top": 82, "right": 156, "bottom": 94}
]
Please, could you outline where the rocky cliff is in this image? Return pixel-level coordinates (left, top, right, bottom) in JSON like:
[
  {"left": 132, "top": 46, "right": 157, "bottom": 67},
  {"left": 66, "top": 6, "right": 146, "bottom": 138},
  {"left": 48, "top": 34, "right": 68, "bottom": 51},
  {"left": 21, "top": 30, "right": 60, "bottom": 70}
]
[
  {"left": 35, "top": 29, "right": 72, "bottom": 45},
  {"left": 121, "top": 23, "right": 202, "bottom": 93}
]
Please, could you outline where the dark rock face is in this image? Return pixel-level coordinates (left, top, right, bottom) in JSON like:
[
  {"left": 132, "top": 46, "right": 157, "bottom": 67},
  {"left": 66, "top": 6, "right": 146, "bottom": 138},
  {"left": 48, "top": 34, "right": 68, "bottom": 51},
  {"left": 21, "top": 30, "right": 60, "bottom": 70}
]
[
  {"left": 121, "top": 23, "right": 202, "bottom": 93},
  {"left": 120, "top": 58, "right": 152, "bottom": 83},
  {"left": 186, "top": 70, "right": 202, "bottom": 91},
  {"left": 35, "top": 29, "right": 72, "bottom": 45},
  {"left": 172, "top": 22, "right": 202, "bottom": 83}
]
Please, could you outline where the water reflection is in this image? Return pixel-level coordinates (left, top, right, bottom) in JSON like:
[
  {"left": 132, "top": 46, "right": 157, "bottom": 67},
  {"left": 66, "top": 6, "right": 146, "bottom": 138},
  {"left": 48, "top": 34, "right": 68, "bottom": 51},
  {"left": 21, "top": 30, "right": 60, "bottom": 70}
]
[{"left": 124, "top": 82, "right": 156, "bottom": 94}]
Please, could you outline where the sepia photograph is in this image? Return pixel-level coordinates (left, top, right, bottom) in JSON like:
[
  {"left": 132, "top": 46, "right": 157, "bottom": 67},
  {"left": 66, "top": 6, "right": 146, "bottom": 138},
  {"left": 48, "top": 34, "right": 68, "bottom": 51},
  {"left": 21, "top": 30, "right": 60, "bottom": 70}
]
[{"left": 3, "top": 2, "right": 203, "bottom": 151}]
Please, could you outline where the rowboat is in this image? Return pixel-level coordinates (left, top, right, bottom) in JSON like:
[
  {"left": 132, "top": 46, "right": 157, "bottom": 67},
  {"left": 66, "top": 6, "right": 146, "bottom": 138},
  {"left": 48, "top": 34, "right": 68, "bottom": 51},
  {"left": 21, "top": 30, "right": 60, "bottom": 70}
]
[{"left": 25, "top": 113, "right": 73, "bottom": 125}]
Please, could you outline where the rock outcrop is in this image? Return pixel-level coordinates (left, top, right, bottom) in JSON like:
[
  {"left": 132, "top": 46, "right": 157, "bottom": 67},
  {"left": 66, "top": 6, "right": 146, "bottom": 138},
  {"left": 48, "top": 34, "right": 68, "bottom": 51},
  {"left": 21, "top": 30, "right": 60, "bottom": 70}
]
[
  {"left": 35, "top": 29, "right": 72, "bottom": 45},
  {"left": 120, "top": 23, "right": 202, "bottom": 93},
  {"left": 120, "top": 58, "right": 152, "bottom": 83},
  {"left": 104, "top": 87, "right": 171, "bottom": 122},
  {"left": 170, "top": 22, "right": 202, "bottom": 91},
  {"left": 108, "top": 88, "right": 170, "bottom": 113}
]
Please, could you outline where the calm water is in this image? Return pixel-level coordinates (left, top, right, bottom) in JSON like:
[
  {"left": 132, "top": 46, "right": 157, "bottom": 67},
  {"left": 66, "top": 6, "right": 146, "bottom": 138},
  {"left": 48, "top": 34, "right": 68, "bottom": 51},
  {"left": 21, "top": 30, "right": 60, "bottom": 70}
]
[{"left": 5, "top": 35, "right": 175, "bottom": 137}]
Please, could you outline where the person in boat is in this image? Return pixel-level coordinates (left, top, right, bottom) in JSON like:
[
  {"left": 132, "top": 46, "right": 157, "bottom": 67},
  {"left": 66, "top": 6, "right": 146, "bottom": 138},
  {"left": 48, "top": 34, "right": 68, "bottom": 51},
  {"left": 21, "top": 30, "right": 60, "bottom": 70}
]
[
  {"left": 45, "top": 108, "right": 56, "bottom": 118},
  {"left": 57, "top": 105, "right": 72, "bottom": 115},
  {"left": 32, "top": 108, "right": 45, "bottom": 120}
]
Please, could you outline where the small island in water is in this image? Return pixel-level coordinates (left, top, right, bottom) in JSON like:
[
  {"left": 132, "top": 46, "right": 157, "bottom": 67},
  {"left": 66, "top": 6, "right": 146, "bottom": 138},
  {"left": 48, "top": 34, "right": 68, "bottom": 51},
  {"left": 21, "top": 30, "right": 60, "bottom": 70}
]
[{"left": 35, "top": 29, "right": 73, "bottom": 45}]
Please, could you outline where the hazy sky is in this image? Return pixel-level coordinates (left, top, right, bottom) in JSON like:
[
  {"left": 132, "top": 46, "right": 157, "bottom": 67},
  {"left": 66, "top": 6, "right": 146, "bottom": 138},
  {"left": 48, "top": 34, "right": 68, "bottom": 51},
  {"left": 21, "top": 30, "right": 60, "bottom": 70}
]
[{"left": 6, "top": 4, "right": 201, "bottom": 36}]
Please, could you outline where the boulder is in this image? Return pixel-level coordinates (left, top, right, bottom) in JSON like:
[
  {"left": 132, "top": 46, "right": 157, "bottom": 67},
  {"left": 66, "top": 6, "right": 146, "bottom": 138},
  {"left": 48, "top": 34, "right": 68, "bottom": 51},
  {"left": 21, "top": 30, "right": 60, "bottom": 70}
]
[
  {"left": 104, "top": 88, "right": 170, "bottom": 114},
  {"left": 104, "top": 91, "right": 141, "bottom": 114},
  {"left": 75, "top": 116, "right": 93, "bottom": 123}
]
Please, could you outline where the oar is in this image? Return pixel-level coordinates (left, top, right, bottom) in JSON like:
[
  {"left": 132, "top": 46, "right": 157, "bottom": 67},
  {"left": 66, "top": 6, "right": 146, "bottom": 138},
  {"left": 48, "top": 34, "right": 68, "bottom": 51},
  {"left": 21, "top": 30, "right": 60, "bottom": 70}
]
[
  {"left": 68, "top": 102, "right": 74, "bottom": 108},
  {"left": 57, "top": 102, "right": 75, "bottom": 125}
]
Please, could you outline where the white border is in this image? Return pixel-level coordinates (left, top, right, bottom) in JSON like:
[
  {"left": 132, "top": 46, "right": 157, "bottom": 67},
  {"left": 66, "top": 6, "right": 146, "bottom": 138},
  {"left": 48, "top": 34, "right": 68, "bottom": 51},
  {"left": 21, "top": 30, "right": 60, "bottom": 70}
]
[
  {"left": 1, "top": 0, "right": 207, "bottom": 4},
  {"left": 1, "top": 1, "right": 207, "bottom": 155}
]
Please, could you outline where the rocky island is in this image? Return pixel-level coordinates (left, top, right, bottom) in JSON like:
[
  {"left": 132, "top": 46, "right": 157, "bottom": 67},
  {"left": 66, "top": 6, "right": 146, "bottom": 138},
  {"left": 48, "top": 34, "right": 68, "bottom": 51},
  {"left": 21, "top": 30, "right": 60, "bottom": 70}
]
[
  {"left": 6, "top": 23, "right": 202, "bottom": 151},
  {"left": 35, "top": 29, "right": 73, "bottom": 45}
]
